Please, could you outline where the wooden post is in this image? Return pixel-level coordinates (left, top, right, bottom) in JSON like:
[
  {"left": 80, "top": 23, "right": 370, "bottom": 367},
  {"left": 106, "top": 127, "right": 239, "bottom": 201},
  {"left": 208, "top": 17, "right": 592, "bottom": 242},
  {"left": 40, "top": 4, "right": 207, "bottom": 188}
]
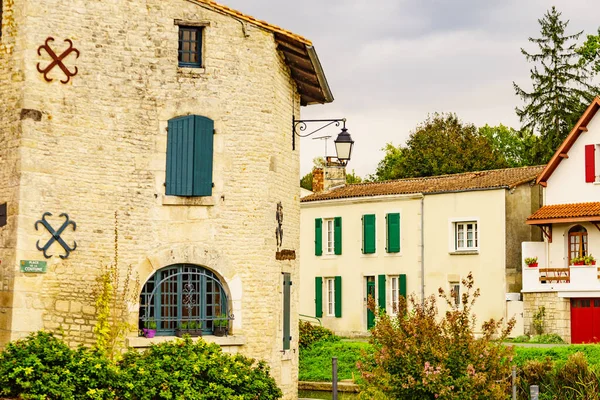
[{"left": 332, "top": 357, "right": 338, "bottom": 400}]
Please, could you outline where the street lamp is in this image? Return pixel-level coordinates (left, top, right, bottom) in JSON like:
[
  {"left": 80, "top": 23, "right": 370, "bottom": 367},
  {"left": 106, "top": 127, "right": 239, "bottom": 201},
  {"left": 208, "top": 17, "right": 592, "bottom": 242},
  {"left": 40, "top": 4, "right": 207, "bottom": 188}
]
[{"left": 292, "top": 116, "right": 355, "bottom": 166}]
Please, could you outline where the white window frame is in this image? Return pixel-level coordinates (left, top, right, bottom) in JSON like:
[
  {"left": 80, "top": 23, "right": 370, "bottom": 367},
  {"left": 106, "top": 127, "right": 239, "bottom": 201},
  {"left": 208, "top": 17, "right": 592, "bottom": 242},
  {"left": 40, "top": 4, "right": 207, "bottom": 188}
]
[
  {"left": 326, "top": 278, "right": 335, "bottom": 316},
  {"left": 324, "top": 218, "right": 335, "bottom": 255},
  {"left": 390, "top": 276, "right": 400, "bottom": 314},
  {"left": 451, "top": 220, "right": 479, "bottom": 252},
  {"left": 450, "top": 282, "right": 460, "bottom": 306}
]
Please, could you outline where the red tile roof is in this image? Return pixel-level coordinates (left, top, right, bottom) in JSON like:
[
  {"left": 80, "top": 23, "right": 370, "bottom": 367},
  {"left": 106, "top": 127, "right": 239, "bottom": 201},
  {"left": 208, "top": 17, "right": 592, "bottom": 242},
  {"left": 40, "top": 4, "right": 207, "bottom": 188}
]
[
  {"left": 527, "top": 202, "right": 600, "bottom": 224},
  {"left": 301, "top": 165, "right": 545, "bottom": 203}
]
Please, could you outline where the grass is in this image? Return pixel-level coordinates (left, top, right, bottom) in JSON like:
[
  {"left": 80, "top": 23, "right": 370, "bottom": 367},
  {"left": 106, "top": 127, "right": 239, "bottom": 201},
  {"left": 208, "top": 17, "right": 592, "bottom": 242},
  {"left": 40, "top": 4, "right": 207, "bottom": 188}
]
[
  {"left": 299, "top": 340, "right": 600, "bottom": 383},
  {"left": 299, "top": 341, "right": 372, "bottom": 382}
]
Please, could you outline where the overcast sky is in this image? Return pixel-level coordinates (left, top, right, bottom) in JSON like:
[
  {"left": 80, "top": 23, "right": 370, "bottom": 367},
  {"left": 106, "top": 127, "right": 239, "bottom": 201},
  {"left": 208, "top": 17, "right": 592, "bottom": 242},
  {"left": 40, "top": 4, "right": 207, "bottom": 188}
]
[{"left": 219, "top": 0, "right": 600, "bottom": 178}]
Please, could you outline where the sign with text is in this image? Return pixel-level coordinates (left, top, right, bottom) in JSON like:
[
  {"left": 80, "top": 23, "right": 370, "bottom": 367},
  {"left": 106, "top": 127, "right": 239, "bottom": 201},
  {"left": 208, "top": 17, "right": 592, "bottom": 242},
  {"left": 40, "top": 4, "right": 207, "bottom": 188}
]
[{"left": 20, "top": 260, "right": 47, "bottom": 273}]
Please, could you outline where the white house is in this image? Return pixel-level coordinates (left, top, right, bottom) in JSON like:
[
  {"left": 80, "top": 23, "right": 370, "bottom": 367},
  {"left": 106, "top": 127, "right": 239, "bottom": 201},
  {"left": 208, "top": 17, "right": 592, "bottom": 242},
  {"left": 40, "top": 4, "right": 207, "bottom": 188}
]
[
  {"left": 300, "top": 165, "right": 543, "bottom": 336},
  {"left": 522, "top": 97, "right": 600, "bottom": 344}
]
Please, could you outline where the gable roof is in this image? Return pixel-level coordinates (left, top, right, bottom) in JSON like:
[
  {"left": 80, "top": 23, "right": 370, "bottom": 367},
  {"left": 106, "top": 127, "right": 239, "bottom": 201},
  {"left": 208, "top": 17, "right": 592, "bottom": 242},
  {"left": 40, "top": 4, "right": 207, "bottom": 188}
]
[
  {"left": 301, "top": 165, "right": 545, "bottom": 203},
  {"left": 537, "top": 97, "right": 600, "bottom": 185},
  {"left": 194, "top": 0, "right": 333, "bottom": 106}
]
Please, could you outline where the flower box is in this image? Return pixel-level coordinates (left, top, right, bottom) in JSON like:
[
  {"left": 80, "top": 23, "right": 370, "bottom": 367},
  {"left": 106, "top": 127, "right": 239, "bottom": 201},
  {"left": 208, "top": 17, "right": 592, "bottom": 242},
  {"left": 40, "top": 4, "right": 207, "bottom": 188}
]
[
  {"left": 175, "top": 329, "right": 202, "bottom": 338},
  {"left": 528, "top": 262, "right": 538, "bottom": 268}
]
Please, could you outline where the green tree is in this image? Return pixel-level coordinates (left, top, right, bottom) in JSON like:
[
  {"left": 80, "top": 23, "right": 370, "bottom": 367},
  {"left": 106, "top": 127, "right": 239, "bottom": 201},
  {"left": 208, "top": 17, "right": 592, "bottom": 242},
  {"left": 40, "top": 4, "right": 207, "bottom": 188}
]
[
  {"left": 578, "top": 28, "right": 600, "bottom": 74},
  {"left": 371, "top": 113, "right": 507, "bottom": 181},
  {"left": 346, "top": 169, "right": 362, "bottom": 184},
  {"left": 514, "top": 7, "right": 598, "bottom": 162},
  {"left": 478, "top": 124, "right": 545, "bottom": 167}
]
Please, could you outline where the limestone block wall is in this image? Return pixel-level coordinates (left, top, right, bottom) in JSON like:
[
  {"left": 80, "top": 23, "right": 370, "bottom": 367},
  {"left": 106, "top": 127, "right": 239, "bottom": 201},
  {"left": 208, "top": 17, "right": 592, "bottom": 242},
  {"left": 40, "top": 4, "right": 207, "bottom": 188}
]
[
  {"left": 0, "top": 0, "right": 24, "bottom": 346},
  {"left": 3, "top": 0, "right": 305, "bottom": 397},
  {"left": 523, "top": 292, "right": 570, "bottom": 342}
]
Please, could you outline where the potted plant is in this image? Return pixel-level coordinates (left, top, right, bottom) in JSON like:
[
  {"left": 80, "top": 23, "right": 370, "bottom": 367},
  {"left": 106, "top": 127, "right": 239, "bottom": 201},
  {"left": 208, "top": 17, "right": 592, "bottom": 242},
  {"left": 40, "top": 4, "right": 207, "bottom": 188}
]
[
  {"left": 175, "top": 321, "right": 188, "bottom": 338},
  {"left": 213, "top": 315, "right": 228, "bottom": 337},
  {"left": 143, "top": 319, "right": 157, "bottom": 338},
  {"left": 524, "top": 257, "right": 538, "bottom": 268},
  {"left": 571, "top": 256, "right": 585, "bottom": 266},
  {"left": 585, "top": 254, "right": 597, "bottom": 266},
  {"left": 189, "top": 320, "right": 203, "bottom": 337}
]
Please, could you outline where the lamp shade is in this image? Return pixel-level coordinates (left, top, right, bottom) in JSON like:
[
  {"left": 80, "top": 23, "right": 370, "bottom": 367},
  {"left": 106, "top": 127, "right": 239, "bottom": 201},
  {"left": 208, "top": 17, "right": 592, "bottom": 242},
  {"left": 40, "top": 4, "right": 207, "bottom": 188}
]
[{"left": 334, "top": 128, "right": 354, "bottom": 163}]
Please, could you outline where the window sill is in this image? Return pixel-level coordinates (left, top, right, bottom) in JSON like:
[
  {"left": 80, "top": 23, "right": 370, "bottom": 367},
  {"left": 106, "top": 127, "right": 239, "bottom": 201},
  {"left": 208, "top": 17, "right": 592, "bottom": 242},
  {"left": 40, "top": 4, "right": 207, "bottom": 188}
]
[
  {"left": 127, "top": 334, "right": 245, "bottom": 349},
  {"left": 162, "top": 195, "right": 215, "bottom": 206},
  {"left": 449, "top": 250, "right": 479, "bottom": 255},
  {"left": 177, "top": 67, "right": 206, "bottom": 76}
]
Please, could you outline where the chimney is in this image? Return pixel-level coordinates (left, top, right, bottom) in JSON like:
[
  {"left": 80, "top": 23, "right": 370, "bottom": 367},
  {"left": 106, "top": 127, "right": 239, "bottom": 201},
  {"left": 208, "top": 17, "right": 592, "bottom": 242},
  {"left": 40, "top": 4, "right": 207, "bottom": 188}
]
[
  {"left": 312, "top": 168, "right": 324, "bottom": 193},
  {"left": 323, "top": 164, "right": 346, "bottom": 191}
]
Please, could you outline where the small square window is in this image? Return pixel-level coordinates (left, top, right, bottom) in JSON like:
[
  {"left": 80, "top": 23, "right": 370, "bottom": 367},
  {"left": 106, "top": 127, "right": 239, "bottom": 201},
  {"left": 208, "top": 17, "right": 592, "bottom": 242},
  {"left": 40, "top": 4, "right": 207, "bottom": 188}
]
[
  {"left": 178, "top": 26, "right": 202, "bottom": 67},
  {"left": 454, "top": 221, "right": 478, "bottom": 251}
]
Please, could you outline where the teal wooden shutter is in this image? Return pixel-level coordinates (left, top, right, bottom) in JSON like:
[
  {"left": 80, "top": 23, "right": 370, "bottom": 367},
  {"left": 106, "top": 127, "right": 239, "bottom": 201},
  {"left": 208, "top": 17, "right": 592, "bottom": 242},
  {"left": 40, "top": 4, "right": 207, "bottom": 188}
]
[
  {"left": 400, "top": 274, "right": 407, "bottom": 298},
  {"left": 334, "top": 276, "right": 342, "bottom": 318},
  {"left": 386, "top": 213, "right": 400, "bottom": 253},
  {"left": 283, "top": 273, "right": 291, "bottom": 350},
  {"left": 378, "top": 275, "right": 386, "bottom": 311},
  {"left": 192, "top": 115, "right": 214, "bottom": 196},
  {"left": 362, "top": 214, "right": 376, "bottom": 254},
  {"left": 315, "top": 219, "right": 323, "bottom": 256},
  {"left": 315, "top": 277, "right": 323, "bottom": 318},
  {"left": 334, "top": 217, "right": 342, "bottom": 255},
  {"left": 166, "top": 116, "right": 195, "bottom": 195}
]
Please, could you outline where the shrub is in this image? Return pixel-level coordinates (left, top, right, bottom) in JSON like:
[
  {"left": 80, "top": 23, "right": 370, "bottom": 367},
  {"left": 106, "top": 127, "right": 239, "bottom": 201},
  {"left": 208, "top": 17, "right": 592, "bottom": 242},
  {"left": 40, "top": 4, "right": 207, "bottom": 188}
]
[
  {"left": 118, "top": 336, "right": 282, "bottom": 400},
  {"left": 532, "top": 306, "right": 546, "bottom": 335},
  {"left": 528, "top": 333, "right": 565, "bottom": 344},
  {"left": 299, "top": 320, "right": 339, "bottom": 349},
  {"left": 357, "top": 272, "right": 515, "bottom": 400}
]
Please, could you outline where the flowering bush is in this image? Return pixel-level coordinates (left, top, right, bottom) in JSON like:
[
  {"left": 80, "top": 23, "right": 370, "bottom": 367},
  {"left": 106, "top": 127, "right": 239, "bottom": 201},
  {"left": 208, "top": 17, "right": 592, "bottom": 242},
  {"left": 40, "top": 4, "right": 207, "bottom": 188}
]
[
  {"left": 299, "top": 320, "right": 339, "bottom": 349},
  {"left": 357, "top": 273, "right": 515, "bottom": 400}
]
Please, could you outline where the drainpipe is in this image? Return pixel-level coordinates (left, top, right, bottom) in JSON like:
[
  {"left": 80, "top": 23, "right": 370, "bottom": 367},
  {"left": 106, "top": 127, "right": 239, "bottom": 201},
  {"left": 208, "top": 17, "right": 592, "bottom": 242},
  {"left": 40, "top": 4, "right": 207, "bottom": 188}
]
[{"left": 421, "top": 196, "right": 425, "bottom": 305}]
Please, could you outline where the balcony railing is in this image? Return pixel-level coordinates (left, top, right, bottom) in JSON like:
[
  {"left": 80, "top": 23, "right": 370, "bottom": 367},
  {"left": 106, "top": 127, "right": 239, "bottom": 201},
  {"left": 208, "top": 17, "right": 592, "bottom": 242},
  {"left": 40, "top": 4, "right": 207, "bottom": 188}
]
[{"left": 523, "top": 265, "right": 600, "bottom": 292}]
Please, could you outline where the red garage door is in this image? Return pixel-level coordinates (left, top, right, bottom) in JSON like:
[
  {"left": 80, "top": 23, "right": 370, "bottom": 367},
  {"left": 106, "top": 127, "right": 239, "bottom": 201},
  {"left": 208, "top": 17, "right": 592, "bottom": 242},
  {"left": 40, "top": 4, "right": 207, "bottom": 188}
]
[{"left": 571, "top": 298, "right": 600, "bottom": 344}]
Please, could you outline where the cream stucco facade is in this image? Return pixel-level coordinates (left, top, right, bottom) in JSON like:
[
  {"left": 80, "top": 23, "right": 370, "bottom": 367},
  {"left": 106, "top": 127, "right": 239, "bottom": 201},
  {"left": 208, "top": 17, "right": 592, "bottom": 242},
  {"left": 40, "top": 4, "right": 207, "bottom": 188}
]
[
  {"left": 0, "top": 0, "right": 333, "bottom": 397},
  {"left": 300, "top": 172, "right": 542, "bottom": 337}
]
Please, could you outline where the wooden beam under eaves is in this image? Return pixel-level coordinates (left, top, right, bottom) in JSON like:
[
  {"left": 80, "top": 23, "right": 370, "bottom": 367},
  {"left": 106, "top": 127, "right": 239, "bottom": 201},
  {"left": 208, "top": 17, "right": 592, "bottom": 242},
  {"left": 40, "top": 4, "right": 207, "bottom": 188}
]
[
  {"left": 580, "top": 126, "right": 589, "bottom": 132},
  {"left": 559, "top": 153, "right": 569, "bottom": 158},
  {"left": 540, "top": 225, "right": 552, "bottom": 243}
]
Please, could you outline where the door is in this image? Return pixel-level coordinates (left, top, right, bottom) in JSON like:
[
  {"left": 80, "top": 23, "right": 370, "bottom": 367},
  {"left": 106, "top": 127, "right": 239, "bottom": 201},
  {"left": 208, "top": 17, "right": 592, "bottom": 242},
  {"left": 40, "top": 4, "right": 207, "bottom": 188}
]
[
  {"left": 366, "top": 277, "right": 376, "bottom": 329},
  {"left": 571, "top": 298, "right": 600, "bottom": 343}
]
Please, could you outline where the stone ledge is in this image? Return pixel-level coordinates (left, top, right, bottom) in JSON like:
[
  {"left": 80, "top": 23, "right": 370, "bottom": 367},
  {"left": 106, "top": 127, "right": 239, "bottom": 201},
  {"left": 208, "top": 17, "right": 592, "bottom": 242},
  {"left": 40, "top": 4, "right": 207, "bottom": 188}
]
[
  {"left": 127, "top": 334, "right": 246, "bottom": 348},
  {"left": 161, "top": 195, "right": 216, "bottom": 206}
]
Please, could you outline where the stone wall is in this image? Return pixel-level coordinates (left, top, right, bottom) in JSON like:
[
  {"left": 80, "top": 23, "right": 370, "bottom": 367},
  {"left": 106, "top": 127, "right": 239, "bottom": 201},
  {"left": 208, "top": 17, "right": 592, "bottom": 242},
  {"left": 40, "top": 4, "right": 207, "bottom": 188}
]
[
  {"left": 523, "top": 292, "right": 570, "bottom": 342},
  {"left": 505, "top": 183, "right": 543, "bottom": 293},
  {"left": 2, "top": 0, "right": 305, "bottom": 398},
  {"left": 0, "top": 0, "right": 23, "bottom": 346}
]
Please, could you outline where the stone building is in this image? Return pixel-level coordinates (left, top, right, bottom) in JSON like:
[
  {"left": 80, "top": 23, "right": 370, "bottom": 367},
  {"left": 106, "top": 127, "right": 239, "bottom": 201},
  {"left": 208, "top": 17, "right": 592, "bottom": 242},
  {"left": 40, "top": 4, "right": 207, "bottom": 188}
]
[
  {"left": 0, "top": 0, "right": 333, "bottom": 397},
  {"left": 300, "top": 166, "right": 543, "bottom": 337}
]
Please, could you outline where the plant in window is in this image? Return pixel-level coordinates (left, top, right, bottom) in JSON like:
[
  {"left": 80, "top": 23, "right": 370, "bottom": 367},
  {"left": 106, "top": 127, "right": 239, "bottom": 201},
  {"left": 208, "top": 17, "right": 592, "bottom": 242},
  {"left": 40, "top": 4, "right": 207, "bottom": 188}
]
[
  {"left": 143, "top": 319, "right": 157, "bottom": 338},
  {"left": 524, "top": 257, "right": 538, "bottom": 267},
  {"left": 213, "top": 315, "right": 228, "bottom": 337},
  {"left": 584, "top": 254, "right": 596, "bottom": 265},
  {"left": 571, "top": 256, "right": 585, "bottom": 266}
]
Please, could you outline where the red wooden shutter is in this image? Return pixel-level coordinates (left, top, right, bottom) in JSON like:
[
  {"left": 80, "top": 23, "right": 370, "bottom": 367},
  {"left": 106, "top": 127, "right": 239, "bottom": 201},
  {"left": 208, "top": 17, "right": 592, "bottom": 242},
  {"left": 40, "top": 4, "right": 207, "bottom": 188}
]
[{"left": 585, "top": 145, "right": 595, "bottom": 183}]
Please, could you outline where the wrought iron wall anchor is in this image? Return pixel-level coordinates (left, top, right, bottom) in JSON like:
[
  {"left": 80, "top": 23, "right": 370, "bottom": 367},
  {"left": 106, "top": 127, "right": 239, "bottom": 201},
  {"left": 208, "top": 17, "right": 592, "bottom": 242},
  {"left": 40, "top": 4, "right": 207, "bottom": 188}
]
[
  {"left": 35, "top": 212, "right": 77, "bottom": 259},
  {"left": 37, "top": 37, "right": 80, "bottom": 84}
]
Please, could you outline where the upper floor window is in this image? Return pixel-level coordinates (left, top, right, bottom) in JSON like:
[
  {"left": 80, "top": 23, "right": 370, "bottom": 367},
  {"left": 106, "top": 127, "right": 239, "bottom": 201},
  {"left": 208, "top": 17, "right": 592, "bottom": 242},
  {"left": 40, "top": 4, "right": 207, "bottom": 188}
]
[
  {"left": 178, "top": 26, "right": 203, "bottom": 68},
  {"left": 325, "top": 219, "right": 334, "bottom": 254},
  {"left": 139, "top": 264, "right": 229, "bottom": 336},
  {"left": 455, "top": 221, "right": 478, "bottom": 251},
  {"left": 166, "top": 115, "right": 214, "bottom": 197},
  {"left": 386, "top": 213, "right": 400, "bottom": 253},
  {"left": 315, "top": 217, "right": 342, "bottom": 256},
  {"left": 569, "top": 225, "right": 588, "bottom": 263}
]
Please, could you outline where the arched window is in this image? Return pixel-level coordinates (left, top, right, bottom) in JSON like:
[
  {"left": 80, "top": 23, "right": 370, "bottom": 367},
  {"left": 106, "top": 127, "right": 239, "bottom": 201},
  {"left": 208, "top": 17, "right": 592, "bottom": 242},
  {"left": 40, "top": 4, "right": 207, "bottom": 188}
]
[
  {"left": 139, "top": 264, "right": 228, "bottom": 335},
  {"left": 568, "top": 225, "right": 588, "bottom": 263}
]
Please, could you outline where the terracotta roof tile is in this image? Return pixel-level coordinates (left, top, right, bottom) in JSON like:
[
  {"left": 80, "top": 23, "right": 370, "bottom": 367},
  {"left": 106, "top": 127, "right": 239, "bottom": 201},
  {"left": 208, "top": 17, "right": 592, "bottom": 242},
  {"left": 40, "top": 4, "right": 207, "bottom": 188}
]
[
  {"left": 302, "top": 165, "right": 545, "bottom": 202},
  {"left": 196, "top": 0, "right": 311, "bottom": 45},
  {"left": 527, "top": 202, "right": 600, "bottom": 223}
]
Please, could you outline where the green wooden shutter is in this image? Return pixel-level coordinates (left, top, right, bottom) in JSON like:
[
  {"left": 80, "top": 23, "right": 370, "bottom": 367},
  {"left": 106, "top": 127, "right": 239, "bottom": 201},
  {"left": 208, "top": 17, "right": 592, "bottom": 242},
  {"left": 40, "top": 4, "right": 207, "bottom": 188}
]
[
  {"left": 334, "top": 217, "right": 342, "bottom": 255},
  {"left": 166, "top": 116, "right": 195, "bottom": 195},
  {"left": 378, "top": 275, "right": 386, "bottom": 311},
  {"left": 283, "top": 273, "right": 291, "bottom": 350},
  {"left": 334, "top": 276, "right": 342, "bottom": 318},
  {"left": 386, "top": 213, "right": 400, "bottom": 253},
  {"left": 362, "top": 214, "right": 376, "bottom": 254},
  {"left": 400, "top": 274, "right": 407, "bottom": 298},
  {"left": 192, "top": 116, "right": 214, "bottom": 196},
  {"left": 315, "top": 219, "right": 323, "bottom": 256},
  {"left": 315, "top": 277, "right": 323, "bottom": 318}
]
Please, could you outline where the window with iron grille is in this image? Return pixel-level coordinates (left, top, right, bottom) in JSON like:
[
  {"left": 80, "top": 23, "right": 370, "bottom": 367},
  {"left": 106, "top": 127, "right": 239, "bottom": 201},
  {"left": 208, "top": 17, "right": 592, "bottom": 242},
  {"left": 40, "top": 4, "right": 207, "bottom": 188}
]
[
  {"left": 178, "top": 26, "right": 202, "bottom": 67},
  {"left": 139, "top": 264, "right": 228, "bottom": 335}
]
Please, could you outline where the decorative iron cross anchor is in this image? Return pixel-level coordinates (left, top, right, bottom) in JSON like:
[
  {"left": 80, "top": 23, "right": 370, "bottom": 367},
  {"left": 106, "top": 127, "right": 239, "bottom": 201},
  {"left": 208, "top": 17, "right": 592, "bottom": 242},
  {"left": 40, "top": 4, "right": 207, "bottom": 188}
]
[
  {"left": 37, "top": 37, "right": 80, "bottom": 84},
  {"left": 35, "top": 212, "right": 77, "bottom": 259}
]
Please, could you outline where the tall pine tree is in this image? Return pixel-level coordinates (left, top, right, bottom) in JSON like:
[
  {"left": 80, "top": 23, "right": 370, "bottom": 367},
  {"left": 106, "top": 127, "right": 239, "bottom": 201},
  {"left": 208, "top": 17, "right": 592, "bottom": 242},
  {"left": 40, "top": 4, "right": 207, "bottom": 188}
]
[{"left": 514, "top": 7, "right": 597, "bottom": 162}]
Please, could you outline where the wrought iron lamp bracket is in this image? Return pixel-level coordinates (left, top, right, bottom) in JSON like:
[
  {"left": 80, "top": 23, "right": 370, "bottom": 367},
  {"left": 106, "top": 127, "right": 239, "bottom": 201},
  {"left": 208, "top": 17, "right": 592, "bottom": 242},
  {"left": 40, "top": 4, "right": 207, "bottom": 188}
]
[{"left": 292, "top": 116, "right": 346, "bottom": 150}]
